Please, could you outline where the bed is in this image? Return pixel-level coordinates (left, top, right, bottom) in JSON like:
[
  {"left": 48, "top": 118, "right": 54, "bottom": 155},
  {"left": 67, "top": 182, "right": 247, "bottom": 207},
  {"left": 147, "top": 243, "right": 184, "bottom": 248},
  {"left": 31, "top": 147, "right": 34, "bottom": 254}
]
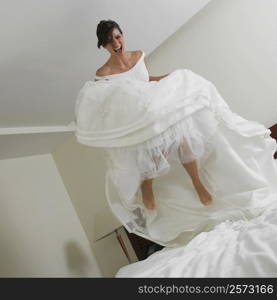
[{"left": 116, "top": 124, "right": 277, "bottom": 278}]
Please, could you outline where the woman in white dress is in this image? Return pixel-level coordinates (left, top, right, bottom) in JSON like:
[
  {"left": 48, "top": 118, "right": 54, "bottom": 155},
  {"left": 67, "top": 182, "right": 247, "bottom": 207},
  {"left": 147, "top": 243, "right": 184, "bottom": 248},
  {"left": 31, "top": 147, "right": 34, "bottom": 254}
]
[
  {"left": 75, "top": 20, "right": 277, "bottom": 247},
  {"left": 94, "top": 20, "right": 212, "bottom": 210}
]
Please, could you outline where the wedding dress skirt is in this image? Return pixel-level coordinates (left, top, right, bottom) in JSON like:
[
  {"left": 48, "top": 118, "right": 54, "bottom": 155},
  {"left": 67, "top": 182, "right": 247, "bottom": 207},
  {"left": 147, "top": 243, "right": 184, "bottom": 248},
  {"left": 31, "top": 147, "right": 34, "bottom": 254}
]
[{"left": 75, "top": 68, "right": 277, "bottom": 247}]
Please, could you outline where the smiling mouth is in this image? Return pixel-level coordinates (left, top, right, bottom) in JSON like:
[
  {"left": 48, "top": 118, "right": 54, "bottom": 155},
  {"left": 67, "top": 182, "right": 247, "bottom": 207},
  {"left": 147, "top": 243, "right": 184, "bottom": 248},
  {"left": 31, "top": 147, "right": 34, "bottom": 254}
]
[{"left": 114, "top": 46, "right": 122, "bottom": 53}]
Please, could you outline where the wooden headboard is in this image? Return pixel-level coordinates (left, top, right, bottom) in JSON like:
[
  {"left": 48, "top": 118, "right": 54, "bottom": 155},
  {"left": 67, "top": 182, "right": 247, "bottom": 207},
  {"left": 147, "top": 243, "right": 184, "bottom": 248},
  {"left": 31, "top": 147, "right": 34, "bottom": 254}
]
[
  {"left": 269, "top": 123, "right": 277, "bottom": 159},
  {"left": 124, "top": 228, "right": 164, "bottom": 261}
]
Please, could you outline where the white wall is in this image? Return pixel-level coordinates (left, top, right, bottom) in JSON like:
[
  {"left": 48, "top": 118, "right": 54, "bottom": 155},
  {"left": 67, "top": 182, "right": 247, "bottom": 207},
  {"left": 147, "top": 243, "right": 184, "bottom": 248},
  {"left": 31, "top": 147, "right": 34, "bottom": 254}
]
[
  {"left": 52, "top": 136, "right": 138, "bottom": 277},
  {"left": 0, "top": 153, "right": 101, "bottom": 277},
  {"left": 146, "top": 0, "right": 277, "bottom": 128}
]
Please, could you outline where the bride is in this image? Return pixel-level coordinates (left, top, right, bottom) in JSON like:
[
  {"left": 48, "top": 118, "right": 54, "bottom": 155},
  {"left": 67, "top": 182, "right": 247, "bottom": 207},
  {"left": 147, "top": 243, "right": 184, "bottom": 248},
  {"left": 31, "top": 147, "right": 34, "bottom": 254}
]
[
  {"left": 95, "top": 20, "right": 212, "bottom": 210},
  {"left": 75, "top": 20, "right": 277, "bottom": 247}
]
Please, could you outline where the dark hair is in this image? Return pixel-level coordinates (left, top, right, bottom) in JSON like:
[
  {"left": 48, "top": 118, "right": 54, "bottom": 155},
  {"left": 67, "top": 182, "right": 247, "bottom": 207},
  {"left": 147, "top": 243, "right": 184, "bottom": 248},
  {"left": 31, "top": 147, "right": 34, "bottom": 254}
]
[{"left": 96, "top": 19, "right": 123, "bottom": 49}]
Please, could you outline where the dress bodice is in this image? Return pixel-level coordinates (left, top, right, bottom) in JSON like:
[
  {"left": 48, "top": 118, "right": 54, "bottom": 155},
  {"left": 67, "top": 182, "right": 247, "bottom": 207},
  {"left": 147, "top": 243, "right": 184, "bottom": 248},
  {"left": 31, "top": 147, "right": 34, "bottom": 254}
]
[{"left": 94, "top": 51, "right": 149, "bottom": 82}]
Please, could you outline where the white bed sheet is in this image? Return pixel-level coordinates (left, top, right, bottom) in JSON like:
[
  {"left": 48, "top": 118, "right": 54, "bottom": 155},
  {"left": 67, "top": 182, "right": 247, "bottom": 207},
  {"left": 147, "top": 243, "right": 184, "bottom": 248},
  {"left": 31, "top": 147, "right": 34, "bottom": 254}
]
[{"left": 116, "top": 199, "right": 277, "bottom": 277}]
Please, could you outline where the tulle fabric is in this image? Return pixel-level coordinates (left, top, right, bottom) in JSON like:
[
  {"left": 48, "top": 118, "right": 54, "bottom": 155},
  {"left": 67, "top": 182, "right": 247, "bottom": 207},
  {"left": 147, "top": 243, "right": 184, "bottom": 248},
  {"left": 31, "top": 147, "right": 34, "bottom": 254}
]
[
  {"left": 75, "top": 53, "right": 277, "bottom": 247},
  {"left": 104, "top": 107, "right": 216, "bottom": 183}
]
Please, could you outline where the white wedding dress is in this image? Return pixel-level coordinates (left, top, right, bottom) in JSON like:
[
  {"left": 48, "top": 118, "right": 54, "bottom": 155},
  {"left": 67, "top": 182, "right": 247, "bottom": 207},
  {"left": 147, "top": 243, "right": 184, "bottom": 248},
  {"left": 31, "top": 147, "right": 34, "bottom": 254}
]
[{"left": 75, "top": 50, "right": 277, "bottom": 247}]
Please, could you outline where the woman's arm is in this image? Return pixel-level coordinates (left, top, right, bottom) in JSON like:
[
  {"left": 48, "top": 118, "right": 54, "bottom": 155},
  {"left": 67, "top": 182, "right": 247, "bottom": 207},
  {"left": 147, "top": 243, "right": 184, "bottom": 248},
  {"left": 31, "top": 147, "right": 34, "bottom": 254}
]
[
  {"left": 143, "top": 54, "right": 170, "bottom": 81},
  {"left": 149, "top": 74, "right": 170, "bottom": 81}
]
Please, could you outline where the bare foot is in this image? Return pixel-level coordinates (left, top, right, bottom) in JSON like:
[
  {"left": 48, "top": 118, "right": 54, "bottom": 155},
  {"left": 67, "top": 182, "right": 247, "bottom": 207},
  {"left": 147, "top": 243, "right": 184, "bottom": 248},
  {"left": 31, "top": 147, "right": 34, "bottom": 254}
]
[
  {"left": 141, "top": 186, "right": 156, "bottom": 210},
  {"left": 193, "top": 180, "right": 213, "bottom": 206}
]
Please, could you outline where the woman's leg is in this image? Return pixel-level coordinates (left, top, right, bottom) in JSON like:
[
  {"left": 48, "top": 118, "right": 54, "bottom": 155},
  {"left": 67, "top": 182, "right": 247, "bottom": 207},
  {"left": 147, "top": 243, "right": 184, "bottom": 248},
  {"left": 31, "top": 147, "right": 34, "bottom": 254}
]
[
  {"left": 177, "top": 137, "right": 212, "bottom": 205},
  {"left": 181, "top": 159, "right": 212, "bottom": 205},
  {"left": 141, "top": 178, "right": 155, "bottom": 210},
  {"left": 140, "top": 149, "right": 168, "bottom": 210}
]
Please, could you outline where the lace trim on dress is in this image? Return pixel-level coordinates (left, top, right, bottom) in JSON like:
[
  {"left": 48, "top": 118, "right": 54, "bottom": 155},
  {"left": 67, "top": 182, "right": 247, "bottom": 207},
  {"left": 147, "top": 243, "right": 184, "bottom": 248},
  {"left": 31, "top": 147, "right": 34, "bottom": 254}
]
[{"left": 105, "top": 110, "right": 218, "bottom": 182}]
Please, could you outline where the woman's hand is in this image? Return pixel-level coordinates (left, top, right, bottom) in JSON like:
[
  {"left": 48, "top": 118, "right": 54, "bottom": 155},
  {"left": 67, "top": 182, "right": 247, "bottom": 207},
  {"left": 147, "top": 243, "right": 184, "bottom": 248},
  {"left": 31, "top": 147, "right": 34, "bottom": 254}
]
[{"left": 149, "top": 74, "right": 170, "bottom": 81}]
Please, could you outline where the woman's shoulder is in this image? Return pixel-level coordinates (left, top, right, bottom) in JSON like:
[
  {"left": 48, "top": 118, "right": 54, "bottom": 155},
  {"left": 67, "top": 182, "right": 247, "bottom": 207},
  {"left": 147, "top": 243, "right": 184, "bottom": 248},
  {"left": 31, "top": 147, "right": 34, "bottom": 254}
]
[
  {"left": 129, "top": 50, "right": 144, "bottom": 64},
  {"left": 95, "top": 64, "right": 111, "bottom": 77},
  {"left": 135, "top": 49, "right": 144, "bottom": 57},
  {"left": 95, "top": 50, "right": 144, "bottom": 77},
  {"left": 135, "top": 50, "right": 144, "bottom": 61}
]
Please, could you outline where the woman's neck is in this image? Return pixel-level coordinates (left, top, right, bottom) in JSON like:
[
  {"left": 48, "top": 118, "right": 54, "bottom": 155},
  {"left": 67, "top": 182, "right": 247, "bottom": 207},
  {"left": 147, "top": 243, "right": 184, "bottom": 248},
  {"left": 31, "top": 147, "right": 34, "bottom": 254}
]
[{"left": 109, "top": 51, "right": 132, "bottom": 68}]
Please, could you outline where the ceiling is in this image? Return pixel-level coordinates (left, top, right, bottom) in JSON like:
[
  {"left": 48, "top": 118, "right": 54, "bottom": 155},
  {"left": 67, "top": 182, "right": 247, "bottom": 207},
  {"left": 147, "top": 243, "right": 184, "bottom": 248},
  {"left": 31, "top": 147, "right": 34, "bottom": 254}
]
[{"left": 0, "top": 0, "right": 210, "bottom": 160}]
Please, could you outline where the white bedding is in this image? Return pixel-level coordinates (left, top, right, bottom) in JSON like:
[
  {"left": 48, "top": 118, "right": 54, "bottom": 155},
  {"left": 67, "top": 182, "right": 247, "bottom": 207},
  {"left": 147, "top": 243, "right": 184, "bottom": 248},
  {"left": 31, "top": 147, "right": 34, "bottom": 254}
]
[{"left": 116, "top": 200, "right": 277, "bottom": 277}]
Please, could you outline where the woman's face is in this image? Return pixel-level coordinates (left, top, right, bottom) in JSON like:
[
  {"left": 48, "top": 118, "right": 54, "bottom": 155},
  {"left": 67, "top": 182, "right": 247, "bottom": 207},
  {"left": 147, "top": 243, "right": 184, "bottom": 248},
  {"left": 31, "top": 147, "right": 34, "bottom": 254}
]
[{"left": 103, "top": 28, "right": 124, "bottom": 56}]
